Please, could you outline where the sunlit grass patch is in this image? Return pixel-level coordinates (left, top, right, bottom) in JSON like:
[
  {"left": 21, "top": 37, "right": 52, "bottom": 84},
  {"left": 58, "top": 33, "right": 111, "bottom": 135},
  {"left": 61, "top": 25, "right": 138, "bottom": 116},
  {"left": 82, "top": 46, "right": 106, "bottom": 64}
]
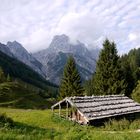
[{"left": 0, "top": 107, "right": 140, "bottom": 140}]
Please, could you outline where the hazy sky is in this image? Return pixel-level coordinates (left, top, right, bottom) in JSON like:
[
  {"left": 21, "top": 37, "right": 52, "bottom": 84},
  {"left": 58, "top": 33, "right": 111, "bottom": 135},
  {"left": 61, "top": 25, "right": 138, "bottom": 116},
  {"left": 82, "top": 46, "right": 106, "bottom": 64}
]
[{"left": 0, "top": 0, "right": 140, "bottom": 54}]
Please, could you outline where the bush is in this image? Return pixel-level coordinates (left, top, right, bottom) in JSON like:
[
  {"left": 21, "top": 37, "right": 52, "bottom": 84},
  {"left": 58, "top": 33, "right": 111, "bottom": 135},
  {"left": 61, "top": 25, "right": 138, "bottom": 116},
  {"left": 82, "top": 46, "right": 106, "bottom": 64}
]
[{"left": 0, "top": 113, "right": 14, "bottom": 128}]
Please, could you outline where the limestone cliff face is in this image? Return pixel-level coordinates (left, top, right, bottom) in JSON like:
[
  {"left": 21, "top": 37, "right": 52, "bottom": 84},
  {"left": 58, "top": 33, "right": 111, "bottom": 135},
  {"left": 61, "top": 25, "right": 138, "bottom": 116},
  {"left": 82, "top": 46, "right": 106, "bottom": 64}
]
[{"left": 33, "top": 34, "right": 99, "bottom": 84}]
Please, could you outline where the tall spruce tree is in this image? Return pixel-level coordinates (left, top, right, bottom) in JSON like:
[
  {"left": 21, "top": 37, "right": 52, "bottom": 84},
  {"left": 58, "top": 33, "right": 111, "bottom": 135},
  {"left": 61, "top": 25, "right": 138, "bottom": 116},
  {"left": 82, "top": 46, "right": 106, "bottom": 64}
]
[
  {"left": 93, "top": 39, "right": 126, "bottom": 95},
  {"left": 84, "top": 75, "right": 95, "bottom": 96},
  {"left": 119, "top": 48, "right": 140, "bottom": 97},
  {"left": 120, "top": 55, "right": 134, "bottom": 97},
  {"left": 6, "top": 74, "right": 11, "bottom": 82},
  {"left": 59, "top": 56, "right": 84, "bottom": 98},
  {"left": 0, "top": 67, "right": 5, "bottom": 83}
]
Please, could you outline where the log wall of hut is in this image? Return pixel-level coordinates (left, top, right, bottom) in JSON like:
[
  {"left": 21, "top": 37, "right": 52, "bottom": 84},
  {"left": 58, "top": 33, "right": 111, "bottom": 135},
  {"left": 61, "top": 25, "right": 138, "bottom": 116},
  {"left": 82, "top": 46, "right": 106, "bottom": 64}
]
[{"left": 71, "top": 110, "right": 87, "bottom": 124}]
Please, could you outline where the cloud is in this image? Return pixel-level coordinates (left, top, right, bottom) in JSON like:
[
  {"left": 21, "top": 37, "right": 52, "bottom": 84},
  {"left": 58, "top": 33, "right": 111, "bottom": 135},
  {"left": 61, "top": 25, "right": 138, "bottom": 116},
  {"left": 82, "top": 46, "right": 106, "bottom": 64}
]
[
  {"left": 0, "top": 0, "right": 140, "bottom": 54},
  {"left": 128, "top": 33, "right": 138, "bottom": 41}
]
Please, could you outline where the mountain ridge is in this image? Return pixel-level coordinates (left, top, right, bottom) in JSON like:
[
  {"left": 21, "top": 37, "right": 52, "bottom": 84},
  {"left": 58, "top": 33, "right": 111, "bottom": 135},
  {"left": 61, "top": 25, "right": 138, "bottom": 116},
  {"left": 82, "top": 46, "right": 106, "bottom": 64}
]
[
  {"left": 0, "top": 49, "right": 57, "bottom": 89},
  {"left": 0, "top": 41, "right": 47, "bottom": 78},
  {"left": 33, "top": 34, "right": 99, "bottom": 84},
  {"left": 0, "top": 34, "right": 99, "bottom": 85}
]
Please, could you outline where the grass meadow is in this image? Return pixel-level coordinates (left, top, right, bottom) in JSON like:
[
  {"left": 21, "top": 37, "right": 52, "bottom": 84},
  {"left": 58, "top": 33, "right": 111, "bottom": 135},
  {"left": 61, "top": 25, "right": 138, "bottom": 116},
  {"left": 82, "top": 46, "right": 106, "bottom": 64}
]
[{"left": 0, "top": 107, "right": 140, "bottom": 140}]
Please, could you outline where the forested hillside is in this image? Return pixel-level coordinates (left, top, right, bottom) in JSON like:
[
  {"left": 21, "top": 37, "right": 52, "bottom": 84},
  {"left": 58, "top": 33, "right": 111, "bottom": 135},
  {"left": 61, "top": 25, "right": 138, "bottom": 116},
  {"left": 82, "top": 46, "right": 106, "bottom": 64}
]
[{"left": 0, "top": 67, "right": 57, "bottom": 108}]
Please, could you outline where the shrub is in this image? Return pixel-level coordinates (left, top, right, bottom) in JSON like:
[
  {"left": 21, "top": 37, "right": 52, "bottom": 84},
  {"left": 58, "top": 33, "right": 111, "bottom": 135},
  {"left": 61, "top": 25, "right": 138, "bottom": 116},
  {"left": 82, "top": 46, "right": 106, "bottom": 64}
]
[{"left": 0, "top": 113, "right": 14, "bottom": 128}]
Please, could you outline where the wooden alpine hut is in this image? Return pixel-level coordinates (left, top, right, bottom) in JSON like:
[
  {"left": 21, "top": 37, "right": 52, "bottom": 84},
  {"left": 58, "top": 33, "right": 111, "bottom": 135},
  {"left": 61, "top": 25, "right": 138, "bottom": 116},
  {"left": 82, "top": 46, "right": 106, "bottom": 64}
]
[{"left": 51, "top": 95, "right": 140, "bottom": 125}]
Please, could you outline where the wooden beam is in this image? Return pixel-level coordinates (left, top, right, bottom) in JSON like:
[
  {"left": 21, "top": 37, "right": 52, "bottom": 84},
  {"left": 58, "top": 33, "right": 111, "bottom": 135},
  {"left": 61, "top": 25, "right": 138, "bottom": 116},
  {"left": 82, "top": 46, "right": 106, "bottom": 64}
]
[
  {"left": 66, "top": 101, "right": 68, "bottom": 118},
  {"left": 51, "top": 98, "right": 66, "bottom": 109},
  {"left": 51, "top": 107, "right": 54, "bottom": 114},
  {"left": 59, "top": 103, "right": 61, "bottom": 117}
]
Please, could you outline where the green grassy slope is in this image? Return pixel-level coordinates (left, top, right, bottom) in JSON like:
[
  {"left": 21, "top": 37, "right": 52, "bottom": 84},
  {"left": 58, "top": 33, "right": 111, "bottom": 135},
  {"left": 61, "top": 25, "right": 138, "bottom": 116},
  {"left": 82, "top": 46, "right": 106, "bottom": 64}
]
[
  {"left": 0, "top": 108, "right": 140, "bottom": 140},
  {"left": 0, "top": 81, "right": 51, "bottom": 109}
]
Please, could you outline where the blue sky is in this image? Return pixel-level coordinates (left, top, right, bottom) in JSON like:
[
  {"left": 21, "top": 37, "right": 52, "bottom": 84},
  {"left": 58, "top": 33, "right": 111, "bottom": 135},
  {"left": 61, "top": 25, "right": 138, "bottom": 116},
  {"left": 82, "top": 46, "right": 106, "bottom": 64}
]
[{"left": 0, "top": 0, "right": 140, "bottom": 54}]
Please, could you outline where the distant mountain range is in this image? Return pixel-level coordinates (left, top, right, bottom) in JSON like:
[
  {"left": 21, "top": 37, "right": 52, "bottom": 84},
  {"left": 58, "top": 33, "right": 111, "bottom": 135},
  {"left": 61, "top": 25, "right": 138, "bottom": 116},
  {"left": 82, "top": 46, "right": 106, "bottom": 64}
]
[{"left": 0, "top": 34, "right": 100, "bottom": 85}]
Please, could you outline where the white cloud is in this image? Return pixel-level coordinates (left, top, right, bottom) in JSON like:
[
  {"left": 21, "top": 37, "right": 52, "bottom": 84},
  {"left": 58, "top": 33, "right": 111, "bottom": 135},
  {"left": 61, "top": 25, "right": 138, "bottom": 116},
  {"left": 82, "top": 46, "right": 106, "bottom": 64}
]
[
  {"left": 128, "top": 33, "right": 137, "bottom": 41},
  {"left": 0, "top": 0, "right": 140, "bottom": 53}
]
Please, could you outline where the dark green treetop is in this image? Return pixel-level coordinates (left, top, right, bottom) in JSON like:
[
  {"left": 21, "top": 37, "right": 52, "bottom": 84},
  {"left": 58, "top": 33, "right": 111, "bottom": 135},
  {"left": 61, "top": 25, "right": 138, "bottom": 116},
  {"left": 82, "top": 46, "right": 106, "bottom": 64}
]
[
  {"left": 59, "top": 56, "right": 84, "bottom": 98},
  {"left": 0, "top": 67, "right": 5, "bottom": 83},
  {"left": 93, "top": 39, "right": 127, "bottom": 95}
]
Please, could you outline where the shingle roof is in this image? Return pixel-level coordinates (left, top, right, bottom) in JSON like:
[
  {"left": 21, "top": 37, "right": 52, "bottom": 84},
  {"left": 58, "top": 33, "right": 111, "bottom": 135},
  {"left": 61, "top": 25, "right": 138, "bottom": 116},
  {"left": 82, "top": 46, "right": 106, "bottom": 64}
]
[{"left": 67, "top": 95, "right": 140, "bottom": 120}]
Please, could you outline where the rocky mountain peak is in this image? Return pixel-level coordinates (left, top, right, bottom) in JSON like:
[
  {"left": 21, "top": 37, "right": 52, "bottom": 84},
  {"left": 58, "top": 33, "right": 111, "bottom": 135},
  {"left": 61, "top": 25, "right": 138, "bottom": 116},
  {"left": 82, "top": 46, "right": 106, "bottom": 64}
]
[
  {"left": 48, "top": 34, "right": 71, "bottom": 52},
  {"left": 48, "top": 34, "right": 90, "bottom": 56},
  {"left": 0, "top": 43, "right": 14, "bottom": 57},
  {"left": 52, "top": 34, "right": 69, "bottom": 43},
  {"left": 7, "top": 41, "right": 28, "bottom": 54},
  {"left": 7, "top": 41, "right": 21, "bottom": 48}
]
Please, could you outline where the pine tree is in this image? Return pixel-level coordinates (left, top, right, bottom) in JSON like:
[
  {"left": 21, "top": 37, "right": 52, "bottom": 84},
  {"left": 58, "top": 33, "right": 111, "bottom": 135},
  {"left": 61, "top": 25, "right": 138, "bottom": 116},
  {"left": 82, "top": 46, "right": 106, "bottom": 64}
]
[
  {"left": 59, "top": 56, "right": 84, "bottom": 98},
  {"left": 6, "top": 74, "right": 11, "bottom": 82},
  {"left": 84, "top": 75, "right": 95, "bottom": 96},
  {"left": 0, "top": 67, "right": 5, "bottom": 83},
  {"left": 120, "top": 55, "right": 134, "bottom": 96},
  {"left": 93, "top": 39, "right": 127, "bottom": 95}
]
